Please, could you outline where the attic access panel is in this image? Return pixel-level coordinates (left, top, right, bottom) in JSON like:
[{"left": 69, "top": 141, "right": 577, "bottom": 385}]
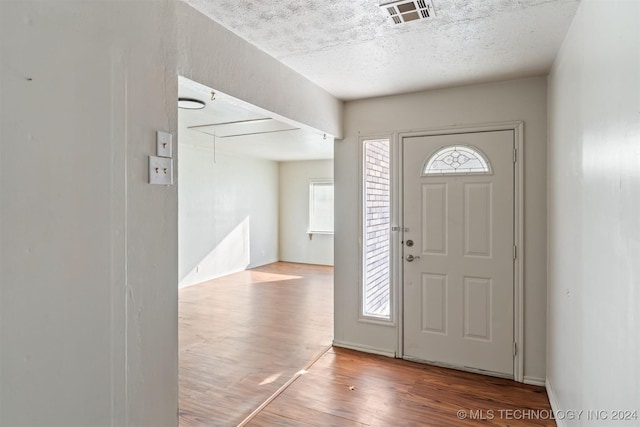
[
  {"left": 380, "top": 0, "right": 435, "bottom": 24},
  {"left": 189, "top": 118, "right": 298, "bottom": 138}
]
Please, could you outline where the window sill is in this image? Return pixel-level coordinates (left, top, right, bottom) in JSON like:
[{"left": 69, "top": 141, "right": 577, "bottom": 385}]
[{"left": 306, "top": 231, "right": 334, "bottom": 240}]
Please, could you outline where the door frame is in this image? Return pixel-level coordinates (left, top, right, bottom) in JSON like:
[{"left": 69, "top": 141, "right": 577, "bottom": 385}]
[{"left": 396, "top": 121, "right": 524, "bottom": 382}]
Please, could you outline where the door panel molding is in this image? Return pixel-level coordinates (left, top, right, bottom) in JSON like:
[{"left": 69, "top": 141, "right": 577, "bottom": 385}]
[
  {"left": 421, "top": 183, "right": 448, "bottom": 255},
  {"left": 397, "top": 121, "right": 524, "bottom": 382},
  {"left": 421, "top": 273, "right": 448, "bottom": 334}
]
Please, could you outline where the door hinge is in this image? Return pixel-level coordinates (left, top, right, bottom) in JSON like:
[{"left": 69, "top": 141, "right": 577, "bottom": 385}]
[
  {"left": 513, "top": 245, "right": 517, "bottom": 260},
  {"left": 513, "top": 148, "right": 518, "bottom": 163},
  {"left": 513, "top": 342, "right": 518, "bottom": 357}
]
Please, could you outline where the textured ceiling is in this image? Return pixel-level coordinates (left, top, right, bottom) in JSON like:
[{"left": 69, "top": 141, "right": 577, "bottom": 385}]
[{"left": 184, "top": 0, "right": 580, "bottom": 100}]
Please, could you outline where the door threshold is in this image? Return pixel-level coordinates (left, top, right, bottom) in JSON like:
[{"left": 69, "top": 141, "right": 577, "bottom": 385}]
[{"left": 402, "top": 355, "right": 514, "bottom": 381}]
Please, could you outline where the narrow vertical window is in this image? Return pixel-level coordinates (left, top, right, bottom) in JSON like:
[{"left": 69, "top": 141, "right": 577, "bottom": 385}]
[{"left": 362, "top": 139, "right": 391, "bottom": 319}]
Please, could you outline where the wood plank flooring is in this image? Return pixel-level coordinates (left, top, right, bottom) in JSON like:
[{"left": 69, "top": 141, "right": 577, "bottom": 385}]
[
  {"left": 179, "top": 262, "right": 334, "bottom": 427},
  {"left": 247, "top": 347, "right": 554, "bottom": 427},
  {"left": 180, "top": 261, "right": 553, "bottom": 426}
]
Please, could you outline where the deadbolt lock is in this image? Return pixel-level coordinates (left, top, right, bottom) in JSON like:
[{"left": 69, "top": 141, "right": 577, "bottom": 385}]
[{"left": 406, "top": 239, "right": 414, "bottom": 247}]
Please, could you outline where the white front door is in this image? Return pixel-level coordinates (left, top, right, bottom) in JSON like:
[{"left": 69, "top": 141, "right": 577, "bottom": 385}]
[{"left": 402, "top": 130, "right": 514, "bottom": 377}]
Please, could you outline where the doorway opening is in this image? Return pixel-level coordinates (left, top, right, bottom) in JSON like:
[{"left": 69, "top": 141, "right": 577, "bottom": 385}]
[{"left": 177, "top": 76, "right": 335, "bottom": 425}]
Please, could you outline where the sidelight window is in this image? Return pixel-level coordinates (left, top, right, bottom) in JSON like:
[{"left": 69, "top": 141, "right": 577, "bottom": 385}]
[{"left": 362, "top": 139, "right": 391, "bottom": 319}]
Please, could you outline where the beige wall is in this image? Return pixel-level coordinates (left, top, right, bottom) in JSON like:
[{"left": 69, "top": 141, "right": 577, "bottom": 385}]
[
  {"left": 335, "top": 77, "right": 548, "bottom": 381},
  {"left": 1, "top": 1, "right": 178, "bottom": 425},
  {"left": 546, "top": 0, "right": 640, "bottom": 423},
  {"left": 279, "top": 160, "right": 334, "bottom": 266},
  {"left": 179, "top": 146, "right": 280, "bottom": 287}
]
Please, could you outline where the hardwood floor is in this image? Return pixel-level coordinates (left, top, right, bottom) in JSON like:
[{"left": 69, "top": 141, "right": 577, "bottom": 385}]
[
  {"left": 180, "top": 261, "right": 552, "bottom": 426},
  {"left": 247, "top": 347, "right": 554, "bottom": 427},
  {"left": 179, "top": 262, "right": 334, "bottom": 426}
]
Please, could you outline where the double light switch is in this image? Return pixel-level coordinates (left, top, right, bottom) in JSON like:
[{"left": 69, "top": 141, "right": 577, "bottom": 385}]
[{"left": 149, "top": 131, "right": 173, "bottom": 185}]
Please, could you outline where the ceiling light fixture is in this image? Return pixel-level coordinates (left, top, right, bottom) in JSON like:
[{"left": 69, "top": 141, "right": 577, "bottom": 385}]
[
  {"left": 380, "top": 0, "right": 435, "bottom": 25},
  {"left": 178, "top": 97, "right": 206, "bottom": 109}
]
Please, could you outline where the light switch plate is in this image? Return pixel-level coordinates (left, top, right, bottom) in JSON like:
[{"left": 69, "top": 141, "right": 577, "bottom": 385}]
[
  {"left": 149, "top": 156, "right": 173, "bottom": 185},
  {"left": 156, "top": 131, "right": 172, "bottom": 158}
]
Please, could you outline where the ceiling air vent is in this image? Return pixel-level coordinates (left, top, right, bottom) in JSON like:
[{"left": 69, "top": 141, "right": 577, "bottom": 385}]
[{"left": 380, "top": 0, "right": 435, "bottom": 24}]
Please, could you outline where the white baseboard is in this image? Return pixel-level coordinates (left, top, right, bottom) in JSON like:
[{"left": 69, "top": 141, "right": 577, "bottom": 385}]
[
  {"left": 332, "top": 340, "right": 396, "bottom": 358},
  {"left": 523, "top": 376, "right": 546, "bottom": 386},
  {"left": 545, "top": 377, "right": 564, "bottom": 427}
]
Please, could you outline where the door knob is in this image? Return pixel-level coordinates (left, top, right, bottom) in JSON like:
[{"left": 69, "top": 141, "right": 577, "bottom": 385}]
[{"left": 406, "top": 254, "right": 420, "bottom": 262}]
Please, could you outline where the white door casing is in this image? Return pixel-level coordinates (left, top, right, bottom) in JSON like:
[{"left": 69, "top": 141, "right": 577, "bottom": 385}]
[{"left": 402, "top": 130, "right": 515, "bottom": 378}]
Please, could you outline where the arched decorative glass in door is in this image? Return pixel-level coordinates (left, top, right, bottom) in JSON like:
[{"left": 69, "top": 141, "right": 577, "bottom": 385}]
[{"left": 422, "top": 145, "right": 491, "bottom": 176}]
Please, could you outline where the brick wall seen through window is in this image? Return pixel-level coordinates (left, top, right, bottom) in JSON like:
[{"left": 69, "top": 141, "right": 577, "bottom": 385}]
[{"left": 363, "top": 139, "right": 391, "bottom": 318}]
